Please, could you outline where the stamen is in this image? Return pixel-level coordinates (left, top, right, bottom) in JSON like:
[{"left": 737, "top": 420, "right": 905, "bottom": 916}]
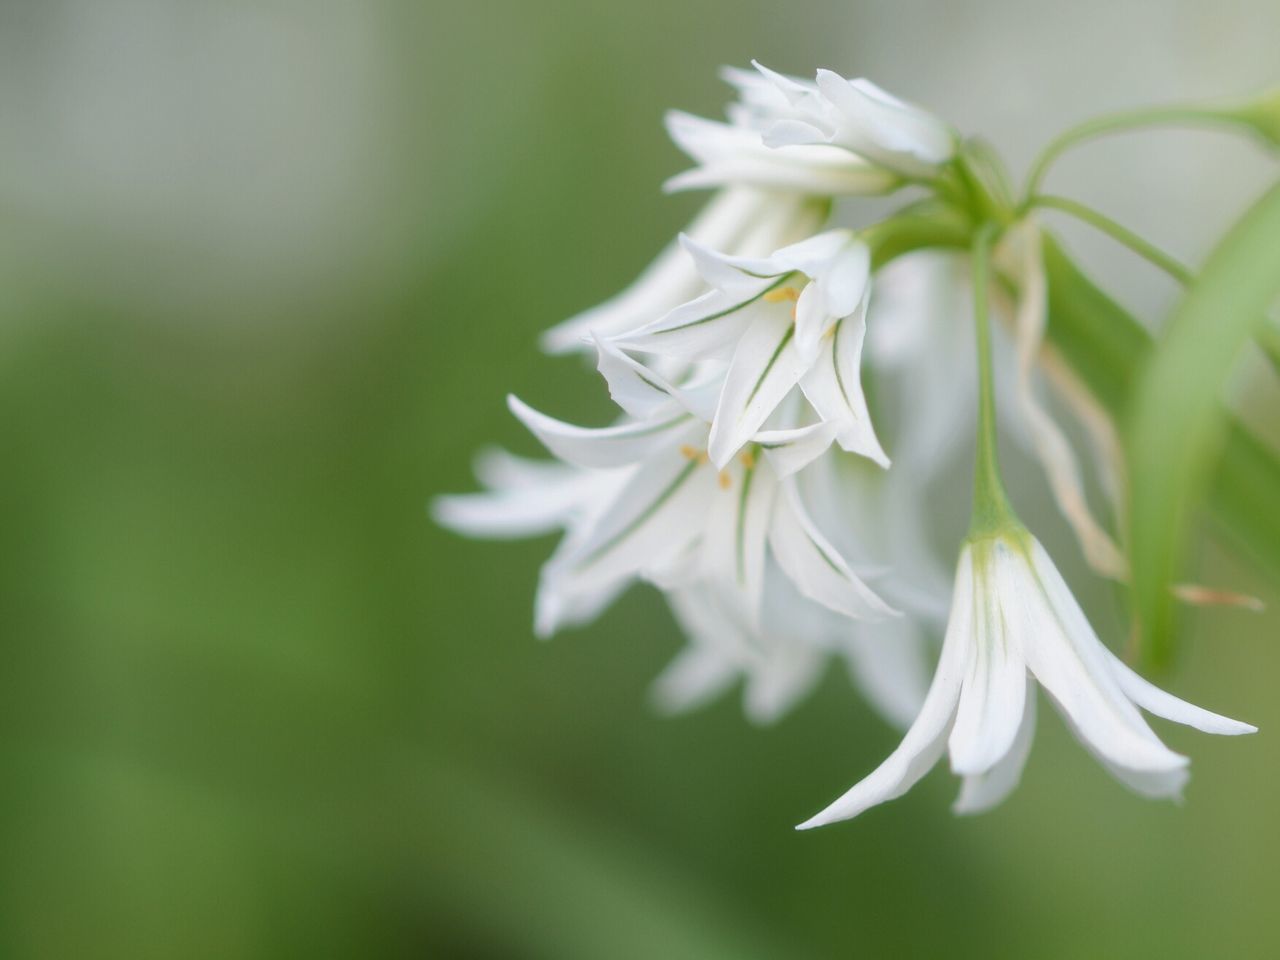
[
  {"left": 739, "top": 449, "right": 756, "bottom": 469},
  {"left": 680, "top": 444, "right": 710, "bottom": 465},
  {"left": 764, "top": 284, "right": 802, "bottom": 323},
  {"left": 763, "top": 286, "right": 801, "bottom": 304},
  {"left": 718, "top": 471, "right": 732, "bottom": 490}
]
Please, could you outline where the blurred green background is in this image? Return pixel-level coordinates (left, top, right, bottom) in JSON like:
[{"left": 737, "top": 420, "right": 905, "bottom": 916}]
[{"left": 0, "top": 0, "right": 1277, "bottom": 957}]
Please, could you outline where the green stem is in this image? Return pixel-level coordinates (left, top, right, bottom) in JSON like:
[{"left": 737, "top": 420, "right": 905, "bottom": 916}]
[
  {"left": 1028, "top": 194, "right": 1193, "bottom": 284},
  {"left": 968, "top": 223, "right": 1017, "bottom": 535},
  {"left": 1031, "top": 196, "right": 1280, "bottom": 374},
  {"left": 1023, "top": 106, "right": 1248, "bottom": 201},
  {"left": 954, "top": 151, "right": 1005, "bottom": 226}
]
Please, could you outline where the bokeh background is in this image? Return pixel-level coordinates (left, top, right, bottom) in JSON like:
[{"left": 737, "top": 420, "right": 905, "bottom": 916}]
[{"left": 0, "top": 0, "right": 1277, "bottom": 956}]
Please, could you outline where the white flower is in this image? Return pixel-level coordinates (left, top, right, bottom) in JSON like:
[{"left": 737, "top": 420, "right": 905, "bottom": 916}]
[
  {"left": 612, "top": 228, "right": 887, "bottom": 469},
  {"left": 797, "top": 529, "right": 1256, "bottom": 828},
  {"left": 736, "top": 62, "right": 956, "bottom": 179}
]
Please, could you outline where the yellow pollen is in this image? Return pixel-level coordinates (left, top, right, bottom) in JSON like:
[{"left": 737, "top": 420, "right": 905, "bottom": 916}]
[
  {"left": 763, "top": 285, "right": 801, "bottom": 304},
  {"left": 718, "top": 471, "right": 732, "bottom": 490},
  {"left": 680, "top": 444, "right": 710, "bottom": 464},
  {"left": 739, "top": 450, "right": 756, "bottom": 469}
]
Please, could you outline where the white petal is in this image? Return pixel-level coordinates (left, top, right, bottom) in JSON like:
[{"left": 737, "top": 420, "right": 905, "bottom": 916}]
[
  {"left": 769, "top": 479, "right": 897, "bottom": 621},
  {"left": 612, "top": 287, "right": 761, "bottom": 362},
  {"left": 471, "top": 447, "right": 568, "bottom": 490},
  {"left": 550, "top": 438, "right": 715, "bottom": 590},
  {"left": 1054, "top": 706, "right": 1191, "bottom": 801},
  {"left": 749, "top": 60, "right": 818, "bottom": 107},
  {"left": 592, "top": 335, "right": 682, "bottom": 419},
  {"left": 1099, "top": 762, "right": 1190, "bottom": 801},
  {"left": 796, "top": 551, "right": 974, "bottom": 828},
  {"left": 433, "top": 489, "right": 571, "bottom": 539},
  {"left": 1105, "top": 650, "right": 1257, "bottom": 736},
  {"left": 663, "top": 582, "right": 747, "bottom": 656},
  {"left": 755, "top": 421, "right": 838, "bottom": 478},
  {"left": 663, "top": 111, "right": 898, "bottom": 196},
  {"left": 814, "top": 69, "right": 953, "bottom": 171},
  {"left": 1018, "top": 539, "right": 1187, "bottom": 774},
  {"left": 948, "top": 567, "right": 1028, "bottom": 776},
  {"left": 435, "top": 451, "right": 629, "bottom": 539},
  {"left": 642, "top": 541, "right": 700, "bottom": 591},
  {"left": 509, "top": 395, "right": 691, "bottom": 469},
  {"left": 761, "top": 118, "right": 830, "bottom": 148},
  {"left": 698, "top": 458, "right": 778, "bottom": 624},
  {"left": 769, "top": 229, "right": 854, "bottom": 275},
  {"left": 533, "top": 568, "right": 629, "bottom": 639},
  {"left": 743, "top": 642, "right": 825, "bottom": 725},
  {"left": 818, "top": 240, "right": 871, "bottom": 319},
  {"left": 650, "top": 641, "right": 740, "bottom": 716},
  {"left": 954, "top": 679, "right": 1037, "bottom": 814},
  {"left": 792, "top": 283, "right": 829, "bottom": 364},
  {"left": 678, "top": 233, "right": 784, "bottom": 295},
  {"left": 707, "top": 309, "right": 807, "bottom": 467},
  {"left": 799, "top": 306, "right": 889, "bottom": 467}
]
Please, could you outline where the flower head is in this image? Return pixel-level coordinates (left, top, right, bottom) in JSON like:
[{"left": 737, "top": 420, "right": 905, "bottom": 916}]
[{"left": 798, "top": 528, "right": 1256, "bottom": 828}]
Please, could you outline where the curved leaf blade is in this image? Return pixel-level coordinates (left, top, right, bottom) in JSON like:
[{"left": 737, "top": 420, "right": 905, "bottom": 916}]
[{"left": 1127, "top": 181, "right": 1280, "bottom": 666}]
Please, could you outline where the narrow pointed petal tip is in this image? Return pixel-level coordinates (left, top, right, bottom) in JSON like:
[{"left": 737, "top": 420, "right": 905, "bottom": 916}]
[
  {"left": 794, "top": 811, "right": 835, "bottom": 831},
  {"left": 1105, "top": 650, "right": 1258, "bottom": 736}
]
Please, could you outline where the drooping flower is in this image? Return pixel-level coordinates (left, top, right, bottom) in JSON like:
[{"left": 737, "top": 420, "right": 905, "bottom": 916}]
[
  {"left": 612, "top": 228, "right": 887, "bottom": 469},
  {"left": 797, "top": 528, "right": 1256, "bottom": 828}
]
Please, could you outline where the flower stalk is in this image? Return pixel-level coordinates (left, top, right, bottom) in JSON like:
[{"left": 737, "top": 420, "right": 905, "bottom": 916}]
[{"left": 968, "top": 222, "right": 1016, "bottom": 537}]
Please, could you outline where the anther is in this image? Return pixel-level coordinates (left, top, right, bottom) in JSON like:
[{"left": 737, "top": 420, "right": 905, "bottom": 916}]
[{"left": 763, "top": 285, "right": 801, "bottom": 304}]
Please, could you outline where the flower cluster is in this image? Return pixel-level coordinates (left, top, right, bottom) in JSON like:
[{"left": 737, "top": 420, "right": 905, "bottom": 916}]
[{"left": 436, "top": 63, "right": 1258, "bottom": 825}]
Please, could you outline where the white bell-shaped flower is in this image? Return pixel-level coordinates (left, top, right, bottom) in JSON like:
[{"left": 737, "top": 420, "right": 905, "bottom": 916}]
[{"left": 798, "top": 529, "right": 1256, "bottom": 828}]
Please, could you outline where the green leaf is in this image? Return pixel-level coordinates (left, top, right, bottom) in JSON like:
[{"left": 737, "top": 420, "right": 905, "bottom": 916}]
[
  {"left": 1126, "top": 181, "right": 1280, "bottom": 666},
  {"left": 1041, "top": 237, "right": 1280, "bottom": 604}
]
